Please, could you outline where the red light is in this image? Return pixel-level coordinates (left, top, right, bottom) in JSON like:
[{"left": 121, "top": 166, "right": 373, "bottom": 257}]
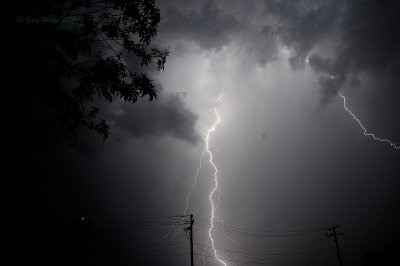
[{"left": 81, "top": 217, "right": 85, "bottom": 221}]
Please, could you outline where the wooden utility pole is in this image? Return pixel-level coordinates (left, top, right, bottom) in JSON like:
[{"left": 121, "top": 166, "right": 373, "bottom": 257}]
[
  {"left": 190, "top": 214, "right": 194, "bottom": 266},
  {"left": 184, "top": 214, "right": 194, "bottom": 266},
  {"left": 326, "top": 224, "right": 344, "bottom": 266}
]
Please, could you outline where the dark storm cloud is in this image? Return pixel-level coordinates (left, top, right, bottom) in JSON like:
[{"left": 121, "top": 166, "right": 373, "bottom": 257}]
[
  {"left": 308, "top": 0, "right": 400, "bottom": 104},
  {"left": 317, "top": 75, "right": 346, "bottom": 105},
  {"left": 66, "top": 87, "right": 199, "bottom": 156},
  {"left": 160, "top": 0, "right": 243, "bottom": 50},
  {"left": 115, "top": 89, "right": 200, "bottom": 144},
  {"left": 158, "top": 0, "right": 282, "bottom": 63},
  {"left": 160, "top": 0, "right": 400, "bottom": 108},
  {"left": 158, "top": 0, "right": 345, "bottom": 69},
  {"left": 264, "top": 0, "right": 344, "bottom": 70},
  {"left": 307, "top": 54, "right": 347, "bottom": 105},
  {"left": 160, "top": 0, "right": 341, "bottom": 67},
  {"left": 157, "top": 0, "right": 400, "bottom": 108}
]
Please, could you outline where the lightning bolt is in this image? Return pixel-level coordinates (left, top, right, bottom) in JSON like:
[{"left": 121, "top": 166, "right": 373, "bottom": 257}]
[
  {"left": 205, "top": 96, "right": 227, "bottom": 266},
  {"left": 339, "top": 92, "right": 400, "bottom": 150},
  {"left": 184, "top": 95, "right": 227, "bottom": 265}
]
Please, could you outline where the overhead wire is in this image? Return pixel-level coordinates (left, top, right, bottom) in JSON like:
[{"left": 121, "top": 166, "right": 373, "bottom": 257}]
[
  {"left": 196, "top": 217, "right": 330, "bottom": 235},
  {"left": 196, "top": 221, "right": 328, "bottom": 238},
  {"left": 192, "top": 249, "right": 337, "bottom": 265},
  {"left": 117, "top": 215, "right": 331, "bottom": 237},
  {"left": 193, "top": 242, "right": 336, "bottom": 257},
  {"left": 132, "top": 240, "right": 335, "bottom": 257},
  {"left": 126, "top": 215, "right": 338, "bottom": 265}
]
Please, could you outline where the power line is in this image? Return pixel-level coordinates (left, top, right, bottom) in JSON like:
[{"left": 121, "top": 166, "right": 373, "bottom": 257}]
[
  {"left": 196, "top": 221, "right": 328, "bottom": 238},
  {"left": 131, "top": 241, "right": 336, "bottom": 257},
  {"left": 139, "top": 215, "right": 189, "bottom": 219},
  {"left": 193, "top": 251, "right": 336, "bottom": 265},
  {"left": 130, "top": 215, "right": 191, "bottom": 227},
  {"left": 212, "top": 234, "right": 239, "bottom": 263},
  {"left": 196, "top": 217, "right": 330, "bottom": 234},
  {"left": 283, "top": 236, "right": 329, "bottom": 253},
  {"left": 130, "top": 252, "right": 191, "bottom": 257},
  {"left": 132, "top": 222, "right": 188, "bottom": 227},
  {"left": 124, "top": 214, "right": 340, "bottom": 265},
  {"left": 130, "top": 215, "right": 330, "bottom": 234},
  {"left": 129, "top": 251, "right": 336, "bottom": 265},
  {"left": 120, "top": 215, "right": 330, "bottom": 237},
  {"left": 133, "top": 242, "right": 189, "bottom": 247},
  {"left": 129, "top": 248, "right": 336, "bottom": 264},
  {"left": 193, "top": 242, "right": 336, "bottom": 257},
  {"left": 103, "top": 215, "right": 188, "bottom": 221},
  {"left": 122, "top": 217, "right": 340, "bottom": 266}
]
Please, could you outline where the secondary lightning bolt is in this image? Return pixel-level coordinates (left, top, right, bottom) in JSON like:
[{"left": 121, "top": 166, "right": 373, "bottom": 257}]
[
  {"left": 339, "top": 92, "right": 400, "bottom": 150},
  {"left": 184, "top": 148, "right": 205, "bottom": 216}
]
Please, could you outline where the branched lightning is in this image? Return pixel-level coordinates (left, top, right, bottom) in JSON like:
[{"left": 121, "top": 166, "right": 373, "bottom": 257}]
[
  {"left": 205, "top": 98, "right": 227, "bottom": 266},
  {"left": 339, "top": 92, "right": 400, "bottom": 150}
]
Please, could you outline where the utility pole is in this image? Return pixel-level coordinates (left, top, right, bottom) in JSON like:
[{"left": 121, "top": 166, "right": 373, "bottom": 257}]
[
  {"left": 190, "top": 214, "right": 194, "bottom": 266},
  {"left": 184, "top": 214, "right": 194, "bottom": 266},
  {"left": 326, "top": 224, "right": 344, "bottom": 266}
]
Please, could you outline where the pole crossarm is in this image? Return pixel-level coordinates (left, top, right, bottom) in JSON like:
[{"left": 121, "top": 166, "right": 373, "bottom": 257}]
[{"left": 326, "top": 224, "right": 344, "bottom": 266}]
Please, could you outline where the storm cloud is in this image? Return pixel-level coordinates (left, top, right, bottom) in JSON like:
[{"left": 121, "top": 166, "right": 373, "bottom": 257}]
[
  {"left": 160, "top": 0, "right": 243, "bottom": 51},
  {"left": 160, "top": 0, "right": 400, "bottom": 106},
  {"left": 308, "top": 0, "right": 400, "bottom": 104},
  {"left": 115, "top": 89, "right": 200, "bottom": 144}
]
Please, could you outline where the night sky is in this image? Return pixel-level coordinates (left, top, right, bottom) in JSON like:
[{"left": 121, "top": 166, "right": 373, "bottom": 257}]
[{"left": 4, "top": 0, "right": 400, "bottom": 265}]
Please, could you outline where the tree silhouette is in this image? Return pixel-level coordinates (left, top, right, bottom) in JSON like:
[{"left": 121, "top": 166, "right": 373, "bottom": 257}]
[{"left": 6, "top": 0, "right": 168, "bottom": 140}]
